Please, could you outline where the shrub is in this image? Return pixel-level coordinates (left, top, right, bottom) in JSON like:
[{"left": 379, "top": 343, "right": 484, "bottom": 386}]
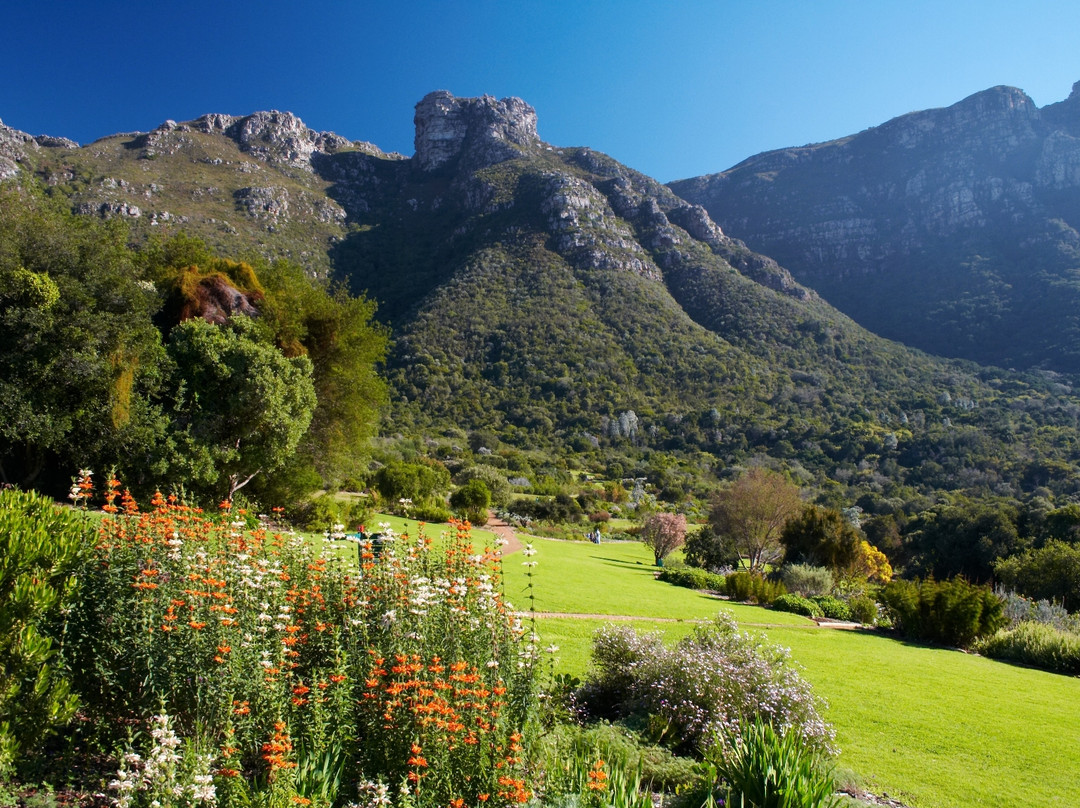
[
  {"left": 810, "top": 596, "right": 852, "bottom": 621},
  {"left": 453, "top": 464, "right": 512, "bottom": 507},
  {"left": 726, "top": 572, "right": 787, "bottom": 605},
  {"left": 973, "top": 621, "right": 1080, "bottom": 676},
  {"left": 993, "top": 540, "right": 1080, "bottom": 611},
  {"left": 658, "top": 568, "right": 727, "bottom": 593},
  {"left": 879, "top": 577, "right": 1006, "bottom": 647},
  {"left": 772, "top": 594, "right": 823, "bottom": 619},
  {"left": 579, "top": 613, "right": 835, "bottom": 757},
  {"left": 683, "top": 524, "right": 740, "bottom": 573},
  {"left": 0, "top": 487, "right": 87, "bottom": 775},
  {"left": 846, "top": 594, "right": 879, "bottom": 626},
  {"left": 703, "top": 718, "right": 842, "bottom": 808},
  {"left": 450, "top": 478, "right": 492, "bottom": 524},
  {"left": 512, "top": 493, "right": 583, "bottom": 524},
  {"left": 780, "top": 564, "right": 834, "bottom": 597}
]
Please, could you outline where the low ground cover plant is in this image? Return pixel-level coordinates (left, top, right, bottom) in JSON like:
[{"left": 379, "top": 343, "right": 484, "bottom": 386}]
[{"left": 973, "top": 621, "right": 1080, "bottom": 675}]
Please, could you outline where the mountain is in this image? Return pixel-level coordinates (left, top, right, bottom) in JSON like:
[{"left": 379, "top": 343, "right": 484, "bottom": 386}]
[
  {"left": 669, "top": 81, "right": 1080, "bottom": 374},
  {"left": 5, "top": 94, "right": 1080, "bottom": 504}
]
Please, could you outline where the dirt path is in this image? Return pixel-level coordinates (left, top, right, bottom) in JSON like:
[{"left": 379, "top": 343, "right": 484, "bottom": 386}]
[{"left": 484, "top": 511, "right": 523, "bottom": 555}]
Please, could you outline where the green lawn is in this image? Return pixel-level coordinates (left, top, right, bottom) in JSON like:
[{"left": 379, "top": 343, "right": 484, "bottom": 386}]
[{"left": 497, "top": 536, "right": 1080, "bottom": 808}]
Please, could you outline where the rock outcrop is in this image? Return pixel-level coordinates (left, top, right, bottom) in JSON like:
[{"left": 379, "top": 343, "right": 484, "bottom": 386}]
[{"left": 413, "top": 91, "right": 539, "bottom": 172}]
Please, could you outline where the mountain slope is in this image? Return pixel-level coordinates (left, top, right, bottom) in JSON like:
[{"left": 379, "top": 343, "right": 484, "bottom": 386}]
[
  {"left": 670, "top": 81, "right": 1080, "bottom": 373},
  {"left": 6, "top": 94, "right": 1080, "bottom": 502}
]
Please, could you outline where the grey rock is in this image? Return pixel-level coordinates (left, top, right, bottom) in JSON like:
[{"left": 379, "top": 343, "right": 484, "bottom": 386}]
[{"left": 413, "top": 91, "right": 539, "bottom": 172}]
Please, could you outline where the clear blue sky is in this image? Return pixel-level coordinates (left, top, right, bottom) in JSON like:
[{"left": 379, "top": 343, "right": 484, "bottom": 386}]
[{"left": 4, "top": 1, "right": 1080, "bottom": 182}]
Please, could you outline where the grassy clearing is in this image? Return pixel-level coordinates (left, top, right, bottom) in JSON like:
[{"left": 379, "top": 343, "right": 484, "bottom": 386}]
[
  {"left": 498, "top": 534, "right": 1080, "bottom": 808},
  {"left": 500, "top": 537, "right": 809, "bottom": 624}
]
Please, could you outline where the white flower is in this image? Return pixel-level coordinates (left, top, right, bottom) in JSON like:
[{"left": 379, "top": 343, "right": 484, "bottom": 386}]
[{"left": 522, "top": 544, "right": 537, "bottom": 556}]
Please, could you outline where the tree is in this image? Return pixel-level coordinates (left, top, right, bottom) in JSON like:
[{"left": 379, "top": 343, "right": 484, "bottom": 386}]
[
  {"left": 0, "top": 184, "right": 168, "bottom": 492},
  {"left": 147, "top": 237, "right": 389, "bottom": 496},
  {"left": 780, "top": 505, "right": 863, "bottom": 571},
  {"left": 167, "top": 316, "right": 316, "bottom": 499},
  {"left": 683, "top": 523, "right": 740, "bottom": 572},
  {"left": 450, "top": 479, "right": 492, "bottom": 525},
  {"left": 994, "top": 540, "right": 1080, "bottom": 610},
  {"left": 710, "top": 468, "right": 802, "bottom": 573},
  {"left": 640, "top": 512, "right": 687, "bottom": 566}
]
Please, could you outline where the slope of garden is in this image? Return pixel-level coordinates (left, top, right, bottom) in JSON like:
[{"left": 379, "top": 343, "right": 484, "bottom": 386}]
[{"left": 501, "top": 537, "right": 1080, "bottom": 808}]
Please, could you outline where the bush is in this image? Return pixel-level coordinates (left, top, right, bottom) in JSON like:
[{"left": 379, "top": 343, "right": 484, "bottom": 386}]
[
  {"left": 579, "top": 613, "right": 835, "bottom": 757},
  {"left": 511, "top": 493, "right": 583, "bottom": 524},
  {"left": 450, "top": 478, "right": 492, "bottom": 524},
  {"left": 0, "top": 488, "right": 87, "bottom": 775},
  {"left": 810, "top": 595, "right": 852, "bottom": 621},
  {"left": 974, "top": 621, "right": 1080, "bottom": 676},
  {"left": 295, "top": 492, "right": 371, "bottom": 531},
  {"left": 684, "top": 524, "right": 740, "bottom": 573},
  {"left": 726, "top": 572, "right": 787, "bottom": 605},
  {"left": 658, "top": 568, "right": 727, "bottom": 592},
  {"left": 780, "top": 564, "right": 834, "bottom": 597},
  {"left": 772, "top": 594, "right": 823, "bottom": 618},
  {"left": 704, "top": 718, "right": 842, "bottom": 808},
  {"left": 879, "top": 577, "right": 1006, "bottom": 647},
  {"left": 846, "top": 594, "right": 879, "bottom": 626},
  {"left": 453, "top": 465, "right": 512, "bottom": 507}
]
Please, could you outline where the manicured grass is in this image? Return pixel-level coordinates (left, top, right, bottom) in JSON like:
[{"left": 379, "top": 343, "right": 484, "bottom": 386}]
[
  {"left": 498, "top": 535, "right": 1080, "bottom": 808},
  {"left": 756, "top": 626, "right": 1080, "bottom": 808},
  {"left": 500, "top": 537, "right": 809, "bottom": 624}
]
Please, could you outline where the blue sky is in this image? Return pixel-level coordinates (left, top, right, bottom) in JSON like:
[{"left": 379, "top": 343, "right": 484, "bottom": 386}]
[{"left": 4, "top": 1, "right": 1080, "bottom": 182}]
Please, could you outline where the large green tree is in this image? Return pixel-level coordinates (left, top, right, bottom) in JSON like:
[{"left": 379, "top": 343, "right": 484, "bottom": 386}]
[
  {"left": 167, "top": 316, "right": 316, "bottom": 499},
  {"left": 0, "top": 184, "right": 168, "bottom": 490}
]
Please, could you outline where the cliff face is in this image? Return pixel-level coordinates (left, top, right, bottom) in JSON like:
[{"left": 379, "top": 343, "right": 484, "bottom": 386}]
[{"left": 670, "top": 81, "right": 1080, "bottom": 373}]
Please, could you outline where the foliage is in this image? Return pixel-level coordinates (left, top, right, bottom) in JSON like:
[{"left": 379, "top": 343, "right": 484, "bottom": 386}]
[
  {"left": 372, "top": 460, "right": 451, "bottom": 514},
  {"left": 683, "top": 524, "right": 740, "bottom": 573},
  {"left": 771, "top": 594, "right": 822, "bottom": 619},
  {"left": 780, "top": 506, "right": 862, "bottom": 572},
  {"left": 845, "top": 594, "right": 878, "bottom": 626},
  {"left": 449, "top": 478, "right": 492, "bottom": 525},
  {"left": 0, "top": 488, "right": 87, "bottom": 774},
  {"left": 973, "top": 621, "right": 1080, "bottom": 676},
  {"left": 701, "top": 717, "right": 841, "bottom": 808},
  {"left": 578, "top": 613, "right": 834, "bottom": 757},
  {"left": 906, "top": 503, "right": 1024, "bottom": 583},
  {"left": 166, "top": 316, "right": 317, "bottom": 499},
  {"left": 779, "top": 564, "right": 833, "bottom": 597},
  {"left": 879, "top": 577, "right": 1006, "bottom": 648},
  {"left": 452, "top": 465, "right": 512, "bottom": 507},
  {"left": 639, "top": 512, "right": 687, "bottom": 566},
  {"left": 511, "top": 493, "right": 583, "bottom": 525},
  {"left": 61, "top": 482, "right": 537, "bottom": 808},
  {"left": 657, "top": 567, "right": 727, "bottom": 593},
  {"left": 809, "top": 596, "right": 851, "bottom": 621},
  {"left": 294, "top": 493, "right": 372, "bottom": 533},
  {"left": 725, "top": 572, "right": 787, "bottom": 606},
  {"left": 0, "top": 184, "right": 168, "bottom": 491},
  {"left": 710, "top": 469, "right": 802, "bottom": 573},
  {"left": 993, "top": 540, "right": 1080, "bottom": 611}
]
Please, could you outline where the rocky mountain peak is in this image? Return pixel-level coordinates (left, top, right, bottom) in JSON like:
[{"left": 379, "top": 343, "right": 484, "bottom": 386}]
[{"left": 413, "top": 91, "right": 539, "bottom": 172}]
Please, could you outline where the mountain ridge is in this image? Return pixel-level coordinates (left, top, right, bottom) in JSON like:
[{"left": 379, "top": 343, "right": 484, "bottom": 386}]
[
  {"left": 670, "top": 80, "right": 1080, "bottom": 373},
  {"left": 5, "top": 91, "right": 1080, "bottom": 506}
]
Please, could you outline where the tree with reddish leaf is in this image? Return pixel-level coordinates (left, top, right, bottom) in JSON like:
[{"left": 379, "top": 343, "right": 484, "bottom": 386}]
[{"left": 641, "top": 512, "right": 688, "bottom": 566}]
